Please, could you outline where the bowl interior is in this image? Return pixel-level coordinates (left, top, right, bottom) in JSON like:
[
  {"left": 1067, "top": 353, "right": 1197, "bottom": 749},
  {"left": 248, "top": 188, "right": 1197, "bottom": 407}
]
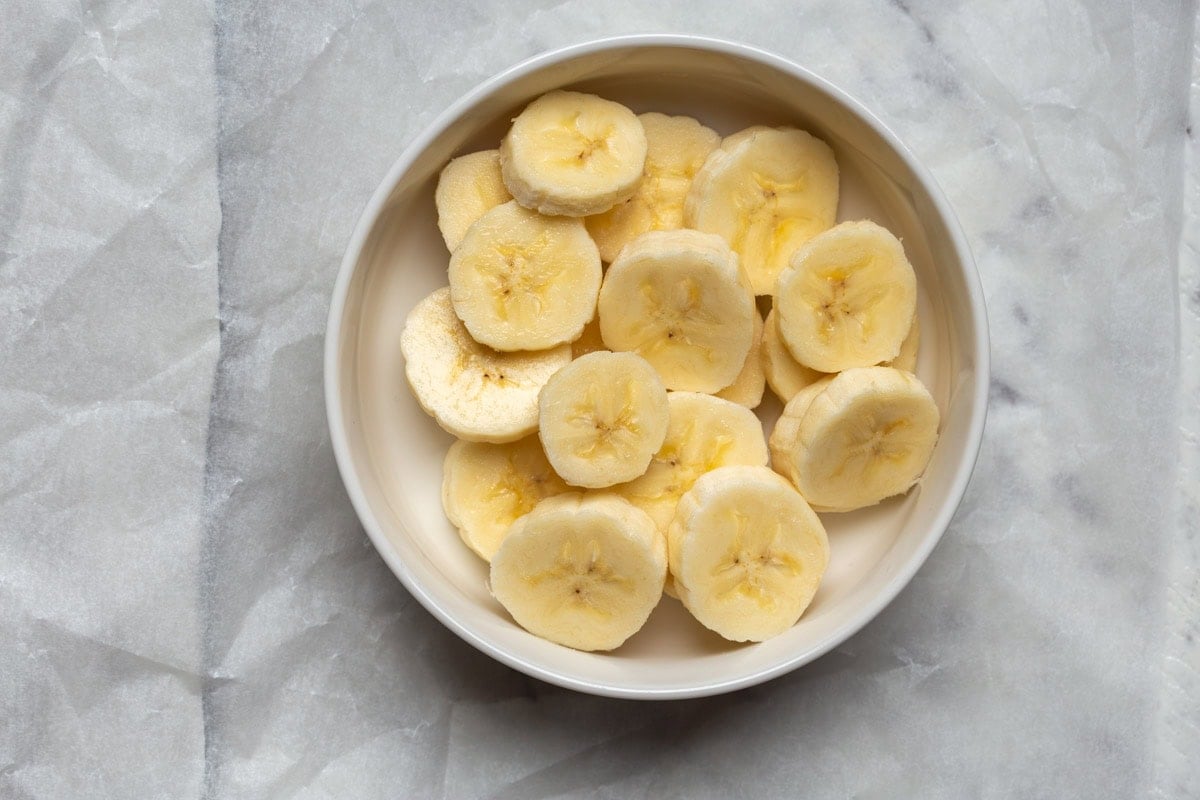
[{"left": 330, "top": 40, "right": 984, "bottom": 698}]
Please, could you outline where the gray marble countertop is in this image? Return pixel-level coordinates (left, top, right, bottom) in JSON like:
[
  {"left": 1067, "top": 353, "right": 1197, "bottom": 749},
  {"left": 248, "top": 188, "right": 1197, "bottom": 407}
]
[{"left": 2, "top": 1, "right": 1198, "bottom": 798}]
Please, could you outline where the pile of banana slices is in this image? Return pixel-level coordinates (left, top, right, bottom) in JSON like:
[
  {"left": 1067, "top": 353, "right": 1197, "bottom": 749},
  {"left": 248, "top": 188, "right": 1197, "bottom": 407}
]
[{"left": 401, "top": 90, "right": 941, "bottom": 652}]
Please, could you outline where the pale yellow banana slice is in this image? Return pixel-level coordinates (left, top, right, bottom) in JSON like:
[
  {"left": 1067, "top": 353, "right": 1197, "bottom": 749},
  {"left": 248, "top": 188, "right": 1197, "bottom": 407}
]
[
  {"left": 571, "top": 314, "right": 607, "bottom": 359},
  {"left": 762, "top": 308, "right": 918, "bottom": 402},
  {"left": 585, "top": 113, "right": 720, "bottom": 262},
  {"left": 537, "top": 352, "right": 670, "bottom": 488},
  {"left": 442, "top": 436, "right": 569, "bottom": 560},
  {"left": 889, "top": 316, "right": 920, "bottom": 373},
  {"left": 597, "top": 229, "right": 754, "bottom": 393},
  {"left": 761, "top": 308, "right": 827, "bottom": 403},
  {"left": 684, "top": 126, "right": 839, "bottom": 295},
  {"left": 615, "top": 392, "right": 768, "bottom": 533},
  {"left": 715, "top": 308, "right": 766, "bottom": 408},
  {"left": 770, "top": 366, "right": 940, "bottom": 512},
  {"left": 401, "top": 288, "right": 570, "bottom": 443},
  {"left": 775, "top": 220, "right": 917, "bottom": 373},
  {"left": 668, "top": 465, "right": 829, "bottom": 642},
  {"left": 448, "top": 200, "right": 601, "bottom": 351},
  {"left": 435, "top": 149, "right": 512, "bottom": 252},
  {"left": 490, "top": 493, "right": 666, "bottom": 651},
  {"left": 499, "top": 91, "right": 647, "bottom": 217}
]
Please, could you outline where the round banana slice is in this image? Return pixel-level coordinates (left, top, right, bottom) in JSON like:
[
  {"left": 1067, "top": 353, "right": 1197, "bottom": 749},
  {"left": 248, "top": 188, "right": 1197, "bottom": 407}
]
[
  {"left": 585, "top": 113, "right": 720, "bottom": 262},
  {"left": 684, "top": 126, "right": 839, "bottom": 295},
  {"left": 442, "top": 436, "right": 569, "bottom": 560},
  {"left": 761, "top": 308, "right": 827, "bottom": 403},
  {"left": 538, "top": 351, "right": 670, "bottom": 488},
  {"left": 490, "top": 493, "right": 666, "bottom": 652},
  {"left": 715, "top": 308, "right": 766, "bottom": 409},
  {"left": 775, "top": 220, "right": 917, "bottom": 373},
  {"left": 769, "top": 366, "right": 940, "bottom": 512},
  {"left": 615, "top": 392, "right": 768, "bottom": 533},
  {"left": 435, "top": 149, "right": 512, "bottom": 252},
  {"left": 500, "top": 91, "right": 647, "bottom": 217},
  {"left": 668, "top": 465, "right": 829, "bottom": 642},
  {"left": 449, "top": 200, "right": 601, "bottom": 352},
  {"left": 401, "top": 288, "right": 570, "bottom": 443},
  {"left": 597, "top": 229, "right": 754, "bottom": 393}
]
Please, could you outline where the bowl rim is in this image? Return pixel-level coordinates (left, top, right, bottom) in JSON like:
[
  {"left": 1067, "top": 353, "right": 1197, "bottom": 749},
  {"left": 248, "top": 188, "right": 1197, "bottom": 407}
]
[{"left": 324, "top": 33, "right": 990, "bottom": 699}]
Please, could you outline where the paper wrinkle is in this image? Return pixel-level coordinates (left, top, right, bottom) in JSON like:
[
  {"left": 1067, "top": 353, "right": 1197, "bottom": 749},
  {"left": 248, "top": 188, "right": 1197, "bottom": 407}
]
[{"left": 3, "top": 0, "right": 1198, "bottom": 797}]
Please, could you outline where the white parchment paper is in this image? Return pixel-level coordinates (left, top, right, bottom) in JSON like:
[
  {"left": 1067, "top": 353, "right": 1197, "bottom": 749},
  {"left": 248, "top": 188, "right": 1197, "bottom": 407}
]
[{"left": 1, "top": 1, "right": 1196, "bottom": 797}]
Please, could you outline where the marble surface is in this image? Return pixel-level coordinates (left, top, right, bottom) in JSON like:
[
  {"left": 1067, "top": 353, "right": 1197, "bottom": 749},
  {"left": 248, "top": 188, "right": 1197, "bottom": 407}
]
[{"left": 1, "top": 1, "right": 1197, "bottom": 797}]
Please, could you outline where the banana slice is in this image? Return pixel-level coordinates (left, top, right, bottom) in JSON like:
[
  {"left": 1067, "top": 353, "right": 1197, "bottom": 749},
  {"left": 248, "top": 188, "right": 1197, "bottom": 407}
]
[
  {"left": 571, "top": 313, "right": 607, "bottom": 359},
  {"left": 490, "top": 493, "right": 666, "bottom": 652},
  {"left": 761, "top": 308, "right": 918, "bottom": 402},
  {"left": 538, "top": 351, "right": 670, "bottom": 488},
  {"left": 761, "top": 308, "right": 827, "bottom": 403},
  {"left": 442, "top": 436, "right": 569, "bottom": 560},
  {"left": 448, "top": 200, "right": 601, "bottom": 351},
  {"left": 435, "top": 150, "right": 512, "bottom": 252},
  {"left": 401, "top": 288, "right": 570, "bottom": 443},
  {"left": 888, "top": 316, "right": 920, "bottom": 373},
  {"left": 769, "top": 366, "right": 940, "bottom": 512},
  {"left": 775, "top": 220, "right": 917, "bottom": 373},
  {"left": 684, "top": 126, "right": 839, "bottom": 295},
  {"left": 615, "top": 392, "right": 768, "bottom": 533},
  {"left": 499, "top": 91, "right": 647, "bottom": 217},
  {"left": 597, "top": 229, "right": 754, "bottom": 393},
  {"left": 715, "top": 309, "right": 766, "bottom": 408},
  {"left": 585, "top": 113, "right": 720, "bottom": 262},
  {"left": 668, "top": 465, "right": 829, "bottom": 642}
]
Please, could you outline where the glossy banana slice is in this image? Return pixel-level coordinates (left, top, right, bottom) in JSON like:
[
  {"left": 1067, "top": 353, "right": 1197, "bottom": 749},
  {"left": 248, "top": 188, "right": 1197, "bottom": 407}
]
[
  {"left": 774, "top": 220, "right": 917, "bottom": 372},
  {"left": 490, "top": 493, "right": 666, "bottom": 651},
  {"left": 614, "top": 392, "right": 768, "bottom": 533},
  {"left": 401, "top": 288, "right": 570, "bottom": 442},
  {"left": 435, "top": 149, "right": 512, "bottom": 252},
  {"left": 442, "top": 436, "right": 568, "bottom": 560},
  {"left": 684, "top": 126, "right": 839, "bottom": 295},
  {"left": 449, "top": 200, "right": 601, "bottom": 351},
  {"left": 537, "top": 352, "right": 670, "bottom": 488},
  {"left": 597, "top": 229, "right": 754, "bottom": 393},
  {"left": 586, "top": 112, "right": 720, "bottom": 262},
  {"left": 769, "top": 366, "right": 939, "bottom": 511},
  {"left": 500, "top": 91, "right": 647, "bottom": 217},
  {"left": 668, "top": 465, "right": 829, "bottom": 642}
]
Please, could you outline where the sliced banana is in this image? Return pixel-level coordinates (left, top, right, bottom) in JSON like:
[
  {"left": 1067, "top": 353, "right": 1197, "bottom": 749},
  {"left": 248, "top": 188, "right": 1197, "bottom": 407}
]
[
  {"left": 448, "top": 200, "right": 601, "bottom": 351},
  {"left": 684, "top": 126, "right": 839, "bottom": 295},
  {"left": 597, "top": 229, "right": 754, "bottom": 393},
  {"left": 490, "top": 493, "right": 666, "bottom": 652},
  {"left": 499, "top": 90, "right": 647, "bottom": 217},
  {"left": 762, "top": 307, "right": 918, "bottom": 402},
  {"left": 615, "top": 392, "right": 768, "bottom": 533},
  {"left": 435, "top": 149, "right": 512, "bottom": 252},
  {"left": 538, "top": 351, "right": 670, "bottom": 488},
  {"left": 769, "top": 366, "right": 940, "bottom": 512},
  {"left": 888, "top": 315, "right": 920, "bottom": 373},
  {"left": 571, "top": 314, "right": 607, "bottom": 359},
  {"left": 401, "top": 288, "right": 570, "bottom": 442},
  {"left": 775, "top": 220, "right": 917, "bottom": 372},
  {"left": 442, "top": 436, "right": 569, "bottom": 560},
  {"left": 585, "top": 113, "right": 720, "bottom": 262},
  {"left": 668, "top": 465, "right": 828, "bottom": 642},
  {"left": 761, "top": 308, "right": 827, "bottom": 403},
  {"left": 715, "top": 308, "right": 766, "bottom": 408}
]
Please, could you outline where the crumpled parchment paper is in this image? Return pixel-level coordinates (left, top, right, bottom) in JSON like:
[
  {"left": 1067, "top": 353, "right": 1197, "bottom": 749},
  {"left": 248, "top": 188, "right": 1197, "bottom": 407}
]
[{"left": 1, "top": 0, "right": 1196, "bottom": 798}]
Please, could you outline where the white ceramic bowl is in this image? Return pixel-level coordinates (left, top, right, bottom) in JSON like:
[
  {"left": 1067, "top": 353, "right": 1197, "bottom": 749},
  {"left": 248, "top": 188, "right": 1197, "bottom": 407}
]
[{"left": 325, "top": 35, "right": 989, "bottom": 699}]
